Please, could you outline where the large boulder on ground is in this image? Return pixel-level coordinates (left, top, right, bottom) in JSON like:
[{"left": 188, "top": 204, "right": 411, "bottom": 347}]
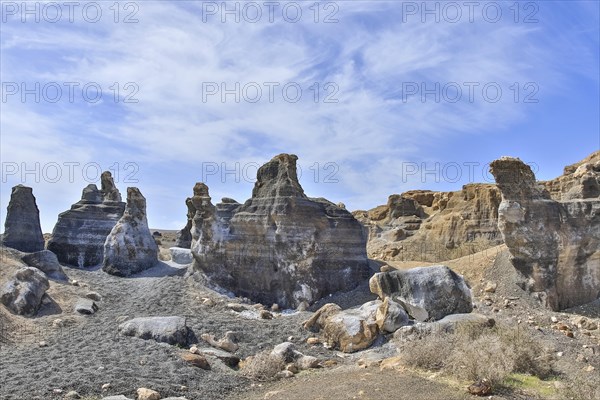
[
  {"left": 0, "top": 267, "right": 49, "bottom": 316},
  {"left": 117, "top": 316, "right": 192, "bottom": 346},
  {"left": 21, "top": 250, "right": 68, "bottom": 282},
  {"left": 103, "top": 187, "right": 158, "bottom": 276},
  {"left": 490, "top": 155, "right": 600, "bottom": 310},
  {"left": 169, "top": 247, "right": 193, "bottom": 265},
  {"left": 190, "top": 154, "right": 370, "bottom": 308},
  {"left": 1, "top": 185, "right": 45, "bottom": 252},
  {"left": 369, "top": 265, "right": 473, "bottom": 321},
  {"left": 47, "top": 172, "right": 125, "bottom": 267},
  {"left": 304, "top": 301, "right": 386, "bottom": 353}
]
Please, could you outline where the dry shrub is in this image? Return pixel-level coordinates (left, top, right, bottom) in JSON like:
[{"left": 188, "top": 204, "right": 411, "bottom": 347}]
[
  {"left": 399, "top": 332, "right": 453, "bottom": 371},
  {"left": 240, "top": 350, "right": 285, "bottom": 381},
  {"left": 445, "top": 332, "right": 515, "bottom": 386},
  {"left": 400, "top": 322, "right": 554, "bottom": 388}
]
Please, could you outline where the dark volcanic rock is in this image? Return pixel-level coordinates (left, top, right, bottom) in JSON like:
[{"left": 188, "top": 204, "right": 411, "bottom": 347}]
[
  {"left": 490, "top": 156, "right": 600, "bottom": 310},
  {"left": 190, "top": 154, "right": 370, "bottom": 309},
  {"left": 0, "top": 267, "right": 49, "bottom": 316},
  {"left": 21, "top": 250, "right": 68, "bottom": 282},
  {"left": 1, "top": 185, "right": 44, "bottom": 253},
  {"left": 47, "top": 172, "right": 125, "bottom": 268},
  {"left": 102, "top": 187, "right": 158, "bottom": 277},
  {"left": 369, "top": 265, "right": 473, "bottom": 321}
]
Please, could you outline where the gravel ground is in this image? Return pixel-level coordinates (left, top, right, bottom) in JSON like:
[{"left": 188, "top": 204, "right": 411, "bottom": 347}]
[
  {"left": 1, "top": 244, "right": 598, "bottom": 400},
  {"left": 0, "top": 255, "right": 315, "bottom": 399}
]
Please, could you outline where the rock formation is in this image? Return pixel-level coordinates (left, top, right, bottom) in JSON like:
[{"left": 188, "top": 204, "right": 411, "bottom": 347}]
[
  {"left": 369, "top": 265, "right": 473, "bottom": 321},
  {"left": 175, "top": 197, "right": 195, "bottom": 248},
  {"left": 47, "top": 172, "right": 125, "bottom": 267},
  {"left": 303, "top": 299, "right": 408, "bottom": 353},
  {"left": 1, "top": 185, "right": 45, "bottom": 253},
  {"left": 0, "top": 267, "right": 49, "bottom": 316},
  {"left": 542, "top": 151, "right": 600, "bottom": 201},
  {"left": 190, "top": 154, "right": 370, "bottom": 308},
  {"left": 102, "top": 187, "right": 158, "bottom": 277},
  {"left": 354, "top": 184, "right": 502, "bottom": 262},
  {"left": 490, "top": 155, "right": 600, "bottom": 310}
]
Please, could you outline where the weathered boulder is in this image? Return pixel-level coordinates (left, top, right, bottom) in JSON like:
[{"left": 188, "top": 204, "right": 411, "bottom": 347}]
[
  {"left": 369, "top": 266, "right": 473, "bottom": 321},
  {"left": 21, "top": 250, "right": 68, "bottom": 282},
  {"left": 118, "top": 316, "right": 192, "bottom": 346},
  {"left": 303, "top": 302, "right": 381, "bottom": 353},
  {"left": 490, "top": 155, "right": 600, "bottom": 310},
  {"left": 190, "top": 154, "right": 370, "bottom": 308},
  {"left": 169, "top": 247, "right": 193, "bottom": 265},
  {"left": 375, "top": 297, "right": 409, "bottom": 333},
  {"left": 47, "top": 172, "right": 125, "bottom": 267},
  {"left": 0, "top": 267, "right": 49, "bottom": 316},
  {"left": 175, "top": 197, "right": 195, "bottom": 248},
  {"left": 102, "top": 187, "right": 158, "bottom": 277},
  {"left": 1, "top": 185, "right": 44, "bottom": 252}
]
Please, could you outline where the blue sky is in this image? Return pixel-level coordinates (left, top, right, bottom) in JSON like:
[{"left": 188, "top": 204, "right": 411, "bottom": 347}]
[{"left": 1, "top": 0, "right": 599, "bottom": 232}]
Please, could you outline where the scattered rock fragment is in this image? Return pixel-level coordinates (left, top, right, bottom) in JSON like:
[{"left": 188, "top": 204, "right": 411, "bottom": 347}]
[
  {"left": 181, "top": 353, "right": 210, "bottom": 370},
  {"left": 74, "top": 298, "right": 98, "bottom": 315},
  {"left": 137, "top": 387, "right": 160, "bottom": 400},
  {"left": 201, "top": 331, "right": 239, "bottom": 353},
  {"left": 118, "top": 316, "right": 192, "bottom": 346}
]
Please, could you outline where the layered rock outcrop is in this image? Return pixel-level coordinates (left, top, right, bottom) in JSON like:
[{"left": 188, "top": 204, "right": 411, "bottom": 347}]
[
  {"left": 490, "top": 155, "right": 600, "bottom": 310},
  {"left": 542, "top": 151, "right": 600, "bottom": 201},
  {"left": 47, "top": 172, "right": 125, "bottom": 267},
  {"left": 190, "top": 154, "right": 370, "bottom": 308},
  {"left": 103, "top": 187, "right": 158, "bottom": 276},
  {"left": 354, "top": 184, "right": 502, "bottom": 262},
  {"left": 1, "top": 185, "right": 45, "bottom": 253}
]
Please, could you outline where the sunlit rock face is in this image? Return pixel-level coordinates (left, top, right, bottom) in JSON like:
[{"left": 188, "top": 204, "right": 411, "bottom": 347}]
[
  {"left": 190, "top": 154, "right": 371, "bottom": 308},
  {"left": 47, "top": 172, "right": 125, "bottom": 268},
  {"left": 491, "top": 155, "right": 600, "bottom": 311}
]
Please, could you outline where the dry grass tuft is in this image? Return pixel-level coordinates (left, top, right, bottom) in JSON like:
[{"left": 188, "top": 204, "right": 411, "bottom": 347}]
[
  {"left": 399, "top": 322, "right": 555, "bottom": 388},
  {"left": 240, "top": 350, "right": 285, "bottom": 382}
]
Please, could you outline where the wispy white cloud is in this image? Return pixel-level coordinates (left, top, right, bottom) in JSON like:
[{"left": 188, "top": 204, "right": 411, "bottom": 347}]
[{"left": 1, "top": 1, "right": 598, "bottom": 231}]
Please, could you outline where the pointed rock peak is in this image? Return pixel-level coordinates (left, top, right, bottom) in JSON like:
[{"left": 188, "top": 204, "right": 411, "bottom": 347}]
[
  {"left": 2, "top": 184, "right": 44, "bottom": 252},
  {"left": 81, "top": 184, "right": 102, "bottom": 203},
  {"left": 123, "top": 187, "right": 147, "bottom": 222},
  {"left": 101, "top": 171, "right": 122, "bottom": 202},
  {"left": 193, "top": 182, "right": 210, "bottom": 197},
  {"left": 252, "top": 153, "right": 306, "bottom": 198},
  {"left": 490, "top": 157, "right": 548, "bottom": 200}
]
